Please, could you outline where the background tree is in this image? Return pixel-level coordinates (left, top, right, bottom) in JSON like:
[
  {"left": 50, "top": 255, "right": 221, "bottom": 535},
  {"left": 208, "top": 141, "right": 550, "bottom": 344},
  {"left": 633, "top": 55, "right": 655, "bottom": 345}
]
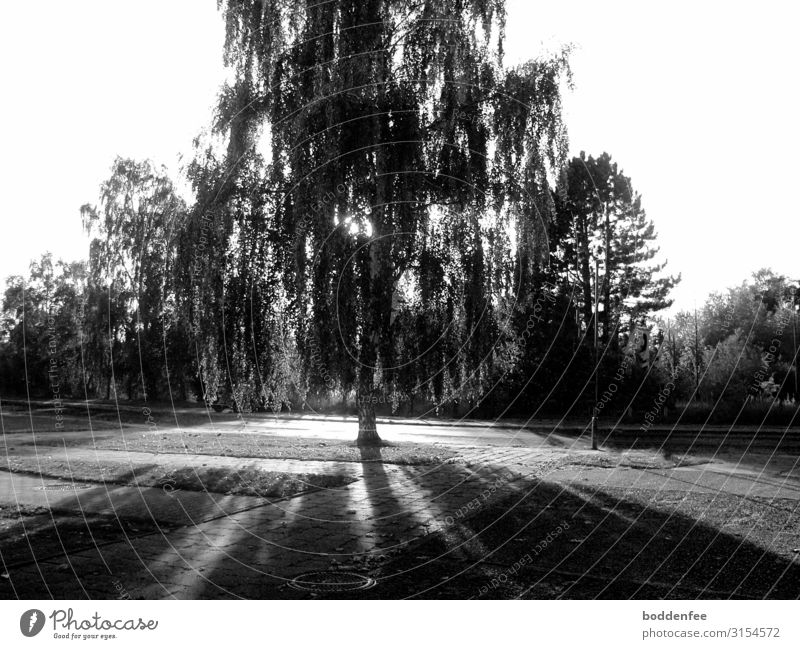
[
  {"left": 81, "top": 158, "right": 187, "bottom": 401},
  {"left": 502, "top": 151, "right": 681, "bottom": 418},
  {"left": 1, "top": 256, "right": 58, "bottom": 396},
  {"left": 552, "top": 152, "right": 679, "bottom": 347},
  {"left": 1, "top": 255, "right": 88, "bottom": 401},
  {"left": 657, "top": 270, "right": 799, "bottom": 420}
]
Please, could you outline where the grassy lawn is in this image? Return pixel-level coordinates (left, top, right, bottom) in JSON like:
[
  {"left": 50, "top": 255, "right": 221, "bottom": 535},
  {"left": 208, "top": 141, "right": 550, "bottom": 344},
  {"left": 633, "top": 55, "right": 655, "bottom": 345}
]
[{"left": 34, "top": 431, "right": 459, "bottom": 465}]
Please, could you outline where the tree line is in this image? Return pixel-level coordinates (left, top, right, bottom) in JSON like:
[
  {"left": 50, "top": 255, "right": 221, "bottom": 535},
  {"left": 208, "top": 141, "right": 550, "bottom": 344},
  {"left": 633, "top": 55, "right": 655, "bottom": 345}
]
[{"left": 1, "top": 1, "right": 797, "bottom": 440}]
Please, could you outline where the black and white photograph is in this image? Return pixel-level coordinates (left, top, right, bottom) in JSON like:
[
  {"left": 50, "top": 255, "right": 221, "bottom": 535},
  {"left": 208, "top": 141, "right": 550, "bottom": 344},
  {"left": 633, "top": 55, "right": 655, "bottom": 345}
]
[{"left": 0, "top": 0, "right": 798, "bottom": 642}]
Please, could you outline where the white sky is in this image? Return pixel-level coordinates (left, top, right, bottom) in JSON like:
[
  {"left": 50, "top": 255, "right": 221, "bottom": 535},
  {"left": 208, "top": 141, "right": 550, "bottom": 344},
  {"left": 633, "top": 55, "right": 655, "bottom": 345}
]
[{"left": 1, "top": 0, "right": 797, "bottom": 312}]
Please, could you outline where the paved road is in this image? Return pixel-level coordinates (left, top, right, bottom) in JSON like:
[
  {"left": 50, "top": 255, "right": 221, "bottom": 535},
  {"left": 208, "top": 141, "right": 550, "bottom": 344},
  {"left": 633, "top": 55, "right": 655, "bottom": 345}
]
[
  {"left": 3, "top": 398, "right": 799, "bottom": 451},
  {"left": 1, "top": 407, "right": 573, "bottom": 448}
]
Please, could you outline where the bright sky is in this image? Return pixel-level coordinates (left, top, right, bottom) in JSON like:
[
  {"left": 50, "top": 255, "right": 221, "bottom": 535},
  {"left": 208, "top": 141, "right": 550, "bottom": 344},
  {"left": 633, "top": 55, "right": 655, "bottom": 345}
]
[{"left": 1, "top": 0, "right": 797, "bottom": 312}]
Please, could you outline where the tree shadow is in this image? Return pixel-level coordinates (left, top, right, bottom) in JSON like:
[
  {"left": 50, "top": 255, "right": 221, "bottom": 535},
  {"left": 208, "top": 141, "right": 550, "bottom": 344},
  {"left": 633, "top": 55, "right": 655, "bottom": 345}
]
[
  {"left": 5, "top": 451, "right": 799, "bottom": 600},
  {"left": 358, "top": 445, "right": 423, "bottom": 552},
  {"left": 366, "top": 475, "right": 800, "bottom": 599}
]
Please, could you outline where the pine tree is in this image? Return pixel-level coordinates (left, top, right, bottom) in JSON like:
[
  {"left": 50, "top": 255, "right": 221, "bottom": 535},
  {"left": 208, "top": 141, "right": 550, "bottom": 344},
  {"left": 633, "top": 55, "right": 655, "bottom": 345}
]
[{"left": 553, "top": 152, "right": 679, "bottom": 348}]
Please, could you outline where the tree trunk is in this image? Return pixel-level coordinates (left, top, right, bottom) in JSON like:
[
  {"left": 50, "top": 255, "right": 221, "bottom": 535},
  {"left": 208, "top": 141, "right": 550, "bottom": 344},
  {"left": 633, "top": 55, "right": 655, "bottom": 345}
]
[
  {"left": 357, "top": 389, "right": 381, "bottom": 445},
  {"left": 354, "top": 43, "right": 390, "bottom": 447},
  {"left": 355, "top": 238, "right": 385, "bottom": 445}
]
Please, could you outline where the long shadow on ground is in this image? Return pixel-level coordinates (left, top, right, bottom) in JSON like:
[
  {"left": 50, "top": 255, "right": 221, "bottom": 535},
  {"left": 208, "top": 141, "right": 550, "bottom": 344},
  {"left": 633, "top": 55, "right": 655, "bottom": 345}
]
[
  {"left": 367, "top": 477, "right": 800, "bottom": 599},
  {"left": 3, "top": 460, "right": 798, "bottom": 599}
]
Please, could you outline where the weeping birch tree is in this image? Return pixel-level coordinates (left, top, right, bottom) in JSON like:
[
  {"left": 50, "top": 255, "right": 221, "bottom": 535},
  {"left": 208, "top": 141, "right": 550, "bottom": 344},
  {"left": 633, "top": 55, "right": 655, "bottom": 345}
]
[{"left": 186, "top": 0, "right": 571, "bottom": 443}]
